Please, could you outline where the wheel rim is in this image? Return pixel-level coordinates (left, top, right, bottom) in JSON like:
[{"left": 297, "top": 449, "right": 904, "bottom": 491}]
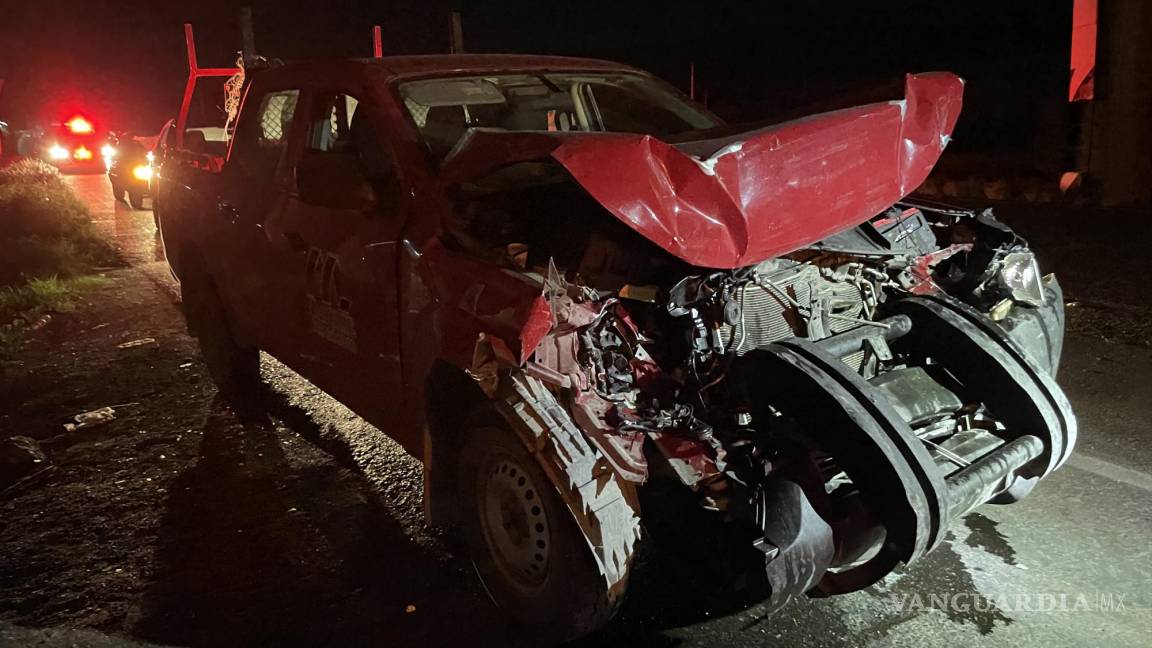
[{"left": 478, "top": 451, "right": 551, "bottom": 590}]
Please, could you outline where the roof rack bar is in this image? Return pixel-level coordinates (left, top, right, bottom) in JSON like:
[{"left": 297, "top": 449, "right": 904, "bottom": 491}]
[{"left": 176, "top": 23, "right": 241, "bottom": 149}]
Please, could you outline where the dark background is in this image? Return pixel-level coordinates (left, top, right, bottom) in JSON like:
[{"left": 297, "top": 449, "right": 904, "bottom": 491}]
[{"left": 0, "top": 1, "right": 1072, "bottom": 159}]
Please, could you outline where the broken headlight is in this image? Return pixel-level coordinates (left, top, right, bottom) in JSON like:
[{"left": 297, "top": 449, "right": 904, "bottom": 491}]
[{"left": 997, "top": 250, "right": 1045, "bottom": 307}]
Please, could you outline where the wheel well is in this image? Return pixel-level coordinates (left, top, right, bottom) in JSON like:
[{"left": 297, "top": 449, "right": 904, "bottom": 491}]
[{"left": 422, "top": 361, "right": 495, "bottom": 527}]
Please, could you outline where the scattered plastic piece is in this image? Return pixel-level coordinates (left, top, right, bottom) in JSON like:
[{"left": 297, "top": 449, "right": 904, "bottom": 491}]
[
  {"left": 117, "top": 337, "right": 157, "bottom": 350},
  {"left": 64, "top": 406, "right": 116, "bottom": 432}
]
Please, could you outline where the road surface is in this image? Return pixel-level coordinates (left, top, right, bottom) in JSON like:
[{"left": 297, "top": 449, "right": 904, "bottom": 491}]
[
  {"left": 0, "top": 173, "right": 1148, "bottom": 647},
  {"left": 67, "top": 171, "right": 164, "bottom": 267}
]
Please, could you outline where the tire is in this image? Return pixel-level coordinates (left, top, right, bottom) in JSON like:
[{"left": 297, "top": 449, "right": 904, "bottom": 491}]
[
  {"left": 181, "top": 269, "right": 261, "bottom": 403},
  {"left": 457, "top": 422, "right": 619, "bottom": 643},
  {"left": 129, "top": 190, "right": 145, "bottom": 210},
  {"left": 111, "top": 181, "right": 125, "bottom": 203}
]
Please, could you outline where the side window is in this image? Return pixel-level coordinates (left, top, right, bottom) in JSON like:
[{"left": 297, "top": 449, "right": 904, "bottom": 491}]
[
  {"left": 258, "top": 90, "right": 299, "bottom": 146},
  {"left": 233, "top": 88, "right": 300, "bottom": 180},
  {"left": 302, "top": 92, "right": 401, "bottom": 210},
  {"left": 307, "top": 94, "right": 360, "bottom": 152}
]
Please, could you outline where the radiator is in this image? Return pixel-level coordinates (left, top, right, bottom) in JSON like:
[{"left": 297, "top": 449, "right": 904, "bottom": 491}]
[{"left": 720, "top": 264, "right": 865, "bottom": 357}]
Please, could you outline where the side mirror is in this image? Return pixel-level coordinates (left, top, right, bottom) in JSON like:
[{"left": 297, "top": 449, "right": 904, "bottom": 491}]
[{"left": 296, "top": 150, "right": 376, "bottom": 210}]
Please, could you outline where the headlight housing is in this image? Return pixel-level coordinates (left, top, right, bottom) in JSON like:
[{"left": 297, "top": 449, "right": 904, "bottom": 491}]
[
  {"left": 997, "top": 250, "right": 1045, "bottom": 307},
  {"left": 132, "top": 165, "right": 153, "bottom": 181}
]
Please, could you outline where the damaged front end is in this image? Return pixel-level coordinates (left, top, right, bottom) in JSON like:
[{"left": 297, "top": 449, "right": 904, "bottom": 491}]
[{"left": 442, "top": 73, "right": 1075, "bottom": 612}]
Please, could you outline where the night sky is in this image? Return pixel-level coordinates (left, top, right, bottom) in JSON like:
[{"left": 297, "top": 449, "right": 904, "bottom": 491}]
[{"left": 1, "top": 1, "right": 1072, "bottom": 157}]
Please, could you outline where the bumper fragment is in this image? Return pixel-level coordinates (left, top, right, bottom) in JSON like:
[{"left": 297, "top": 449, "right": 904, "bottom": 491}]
[
  {"left": 733, "top": 293, "right": 1076, "bottom": 608},
  {"left": 995, "top": 276, "right": 1066, "bottom": 376}
]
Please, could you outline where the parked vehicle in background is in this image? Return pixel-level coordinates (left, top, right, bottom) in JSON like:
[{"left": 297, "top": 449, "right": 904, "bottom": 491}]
[
  {"left": 156, "top": 55, "right": 1077, "bottom": 642},
  {"left": 33, "top": 115, "right": 109, "bottom": 173},
  {"left": 0, "top": 120, "right": 10, "bottom": 162},
  {"left": 105, "top": 131, "right": 154, "bottom": 209},
  {"left": 147, "top": 119, "right": 177, "bottom": 223}
]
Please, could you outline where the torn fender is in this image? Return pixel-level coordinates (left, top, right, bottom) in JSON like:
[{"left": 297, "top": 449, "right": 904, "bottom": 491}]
[
  {"left": 441, "top": 72, "right": 964, "bottom": 269},
  {"left": 496, "top": 372, "right": 643, "bottom": 596},
  {"left": 420, "top": 240, "right": 553, "bottom": 367}
]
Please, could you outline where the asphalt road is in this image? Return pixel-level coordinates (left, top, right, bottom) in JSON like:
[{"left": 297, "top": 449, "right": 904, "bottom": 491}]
[
  {"left": 2, "top": 174, "right": 1148, "bottom": 647},
  {"left": 69, "top": 172, "right": 164, "bottom": 268}
]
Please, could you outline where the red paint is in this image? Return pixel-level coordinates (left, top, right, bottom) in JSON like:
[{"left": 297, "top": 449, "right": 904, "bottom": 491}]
[
  {"left": 558, "top": 72, "right": 963, "bottom": 268},
  {"left": 1069, "top": 0, "right": 1097, "bottom": 101},
  {"left": 176, "top": 24, "right": 240, "bottom": 150},
  {"left": 518, "top": 295, "right": 554, "bottom": 365},
  {"left": 908, "top": 243, "right": 972, "bottom": 294},
  {"left": 372, "top": 25, "right": 383, "bottom": 58},
  {"left": 419, "top": 240, "right": 548, "bottom": 367},
  {"left": 443, "top": 73, "right": 964, "bottom": 269}
]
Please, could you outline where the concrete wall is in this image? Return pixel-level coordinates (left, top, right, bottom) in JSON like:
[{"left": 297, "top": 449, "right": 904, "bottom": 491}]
[{"left": 1089, "top": 0, "right": 1152, "bottom": 205}]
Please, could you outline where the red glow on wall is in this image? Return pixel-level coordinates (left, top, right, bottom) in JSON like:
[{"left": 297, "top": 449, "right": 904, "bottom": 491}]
[{"left": 1070, "top": 0, "right": 1097, "bottom": 101}]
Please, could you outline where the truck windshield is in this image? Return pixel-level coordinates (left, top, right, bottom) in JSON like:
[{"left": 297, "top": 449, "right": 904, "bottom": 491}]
[{"left": 398, "top": 72, "right": 721, "bottom": 159}]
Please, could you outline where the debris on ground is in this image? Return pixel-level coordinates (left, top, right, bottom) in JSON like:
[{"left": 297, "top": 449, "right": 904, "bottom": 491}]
[
  {"left": 28, "top": 314, "right": 53, "bottom": 332},
  {"left": 0, "top": 435, "right": 50, "bottom": 488},
  {"left": 117, "top": 337, "right": 158, "bottom": 350},
  {"left": 63, "top": 406, "right": 116, "bottom": 432}
]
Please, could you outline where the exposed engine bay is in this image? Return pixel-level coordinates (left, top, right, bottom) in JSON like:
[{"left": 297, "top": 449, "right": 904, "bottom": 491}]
[
  {"left": 451, "top": 148, "right": 1076, "bottom": 610},
  {"left": 455, "top": 171, "right": 1076, "bottom": 610}
]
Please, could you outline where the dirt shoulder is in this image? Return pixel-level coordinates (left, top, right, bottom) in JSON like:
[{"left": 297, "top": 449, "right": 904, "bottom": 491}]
[{"left": 0, "top": 264, "right": 512, "bottom": 646}]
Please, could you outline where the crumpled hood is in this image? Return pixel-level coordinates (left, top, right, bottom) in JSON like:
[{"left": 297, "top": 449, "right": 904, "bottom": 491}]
[{"left": 440, "top": 72, "right": 964, "bottom": 269}]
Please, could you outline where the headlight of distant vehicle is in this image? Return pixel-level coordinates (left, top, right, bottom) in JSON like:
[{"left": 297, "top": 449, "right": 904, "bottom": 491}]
[
  {"left": 101, "top": 144, "right": 117, "bottom": 158},
  {"left": 132, "top": 165, "right": 153, "bottom": 181},
  {"left": 73, "top": 146, "right": 94, "bottom": 161},
  {"left": 48, "top": 145, "right": 70, "bottom": 160}
]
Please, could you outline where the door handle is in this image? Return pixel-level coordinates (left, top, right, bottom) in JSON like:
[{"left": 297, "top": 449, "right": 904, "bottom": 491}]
[{"left": 283, "top": 231, "right": 309, "bottom": 253}]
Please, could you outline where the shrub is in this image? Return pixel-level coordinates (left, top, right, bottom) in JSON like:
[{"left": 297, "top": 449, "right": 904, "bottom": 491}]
[
  {"left": 0, "top": 160, "right": 118, "bottom": 285},
  {"left": 0, "top": 158, "right": 64, "bottom": 187}
]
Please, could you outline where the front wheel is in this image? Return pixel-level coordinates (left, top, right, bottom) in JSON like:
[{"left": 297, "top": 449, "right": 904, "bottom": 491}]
[
  {"left": 457, "top": 423, "right": 620, "bottom": 642},
  {"left": 129, "top": 190, "right": 145, "bottom": 210}
]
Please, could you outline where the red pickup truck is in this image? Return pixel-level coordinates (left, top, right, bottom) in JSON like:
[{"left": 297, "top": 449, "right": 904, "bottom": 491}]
[{"left": 156, "top": 55, "right": 1076, "bottom": 641}]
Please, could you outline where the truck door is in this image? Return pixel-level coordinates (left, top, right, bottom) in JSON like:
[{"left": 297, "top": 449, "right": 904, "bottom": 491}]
[
  {"left": 265, "top": 88, "right": 407, "bottom": 428},
  {"left": 212, "top": 85, "right": 312, "bottom": 364}
]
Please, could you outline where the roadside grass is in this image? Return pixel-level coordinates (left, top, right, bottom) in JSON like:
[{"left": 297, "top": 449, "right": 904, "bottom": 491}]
[
  {"left": 0, "top": 159, "right": 119, "bottom": 359},
  {"left": 0, "top": 275, "right": 107, "bottom": 360},
  {"left": 0, "top": 159, "right": 119, "bottom": 286}
]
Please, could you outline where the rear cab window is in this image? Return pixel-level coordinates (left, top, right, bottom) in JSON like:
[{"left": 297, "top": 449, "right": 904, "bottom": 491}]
[{"left": 231, "top": 88, "right": 300, "bottom": 180}]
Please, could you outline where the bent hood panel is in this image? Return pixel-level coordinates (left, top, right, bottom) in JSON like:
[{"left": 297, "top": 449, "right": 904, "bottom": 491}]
[{"left": 441, "top": 72, "right": 964, "bottom": 269}]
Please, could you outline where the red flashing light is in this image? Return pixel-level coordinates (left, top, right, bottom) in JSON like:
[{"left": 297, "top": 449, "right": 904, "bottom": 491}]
[{"left": 66, "top": 116, "right": 94, "bottom": 134}]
